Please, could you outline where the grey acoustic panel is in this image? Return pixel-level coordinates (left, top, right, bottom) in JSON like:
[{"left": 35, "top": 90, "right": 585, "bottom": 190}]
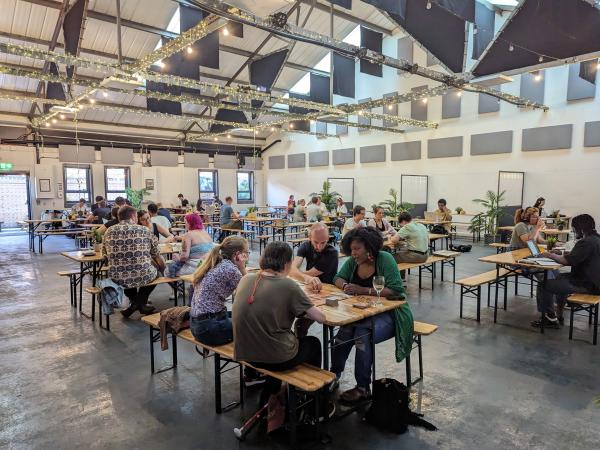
[
  {"left": 269, "top": 155, "right": 285, "bottom": 169},
  {"left": 336, "top": 122, "right": 348, "bottom": 136},
  {"left": 426, "top": 52, "right": 437, "bottom": 67},
  {"left": 360, "top": 144, "right": 386, "bottom": 163},
  {"left": 391, "top": 141, "right": 421, "bottom": 161},
  {"left": 397, "top": 36, "right": 413, "bottom": 74},
  {"left": 59, "top": 145, "right": 96, "bottom": 163},
  {"left": 411, "top": 86, "right": 428, "bottom": 121},
  {"left": 214, "top": 154, "right": 238, "bottom": 169},
  {"left": 332, "top": 147, "right": 355, "bottom": 165},
  {"left": 470, "top": 131, "right": 513, "bottom": 156},
  {"left": 150, "top": 150, "right": 178, "bottom": 167},
  {"left": 100, "top": 147, "right": 133, "bottom": 165},
  {"left": 441, "top": 89, "right": 461, "bottom": 119},
  {"left": 309, "top": 151, "right": 329, "bottom": 167},
  {"left": 520, "top": 71, "right": 545, "bottom": 104},
  {"left": 567, "top": 62, "right": 597, "bottom": 101},
  {"left": 383, "top": 92, "right": 398, "bottom": 127},
  {"left": 184, "top": 153, "right": 210, "bottom": 168},
  {"left": 287, "top": 153, "right": 306, "bottom": 168},
  {"left": 243, "top": 157, "right": 263, "bottom": 170},
  {"left": 584, "top": 121, "right": 600, "bottom": 147},
  {"left": 478, "top": 86, "right": 501, "bottom": 113},
  {"left": 427, "top": 136, "right": 463, "bottom": 158},
  {"left": 315, "top": 121, "right": 327, "bottom": 135},
  {"left": 358, "top": 97, "right": 371, "bottom": 132},
  {"left": 522, "top": 124, "right": 573, "bottom": 152}
]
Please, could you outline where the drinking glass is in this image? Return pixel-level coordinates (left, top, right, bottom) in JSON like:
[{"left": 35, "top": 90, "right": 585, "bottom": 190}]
[{"left": 372, "top": 276, "right": 385, "bottom": 306}]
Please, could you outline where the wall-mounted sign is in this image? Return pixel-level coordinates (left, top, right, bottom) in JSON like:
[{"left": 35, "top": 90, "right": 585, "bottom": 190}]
[
  {"left": 0, "top": 162, "right": 13, "bottom": 170},
  {"left": 39, "top": 178, "right": 51, "bottom": 193},
  {"left": 145, "top": 179, "right": 155, "bottom": 190}
]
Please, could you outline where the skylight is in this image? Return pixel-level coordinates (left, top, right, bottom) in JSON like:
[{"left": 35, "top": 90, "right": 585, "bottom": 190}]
[{"left": 154, "top": 7, "right": 181, "bottom": 50}]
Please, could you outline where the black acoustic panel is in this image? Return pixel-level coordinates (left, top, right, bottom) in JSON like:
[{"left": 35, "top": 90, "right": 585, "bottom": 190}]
[
  {"left": 522, "top": 125, "right": 573, "bottom": 152},
  {"left": 227, "top": 21, "right": 243, "bottom": 38},
  {"left": 269, "top": 155, "right": 285, "bottom": 169},
  {"left": 579, "top": 59, "right": 598, "bottom": 84},
  {"left": 289, "top": 93, "right": 311, "bottom": 115},
  {"left": 520, "top": 71, "right": 545, "bottom": 104},
  {"left": 391, "top": 141, "right": 421, "bottom": 161},
  {"left": 411, "top": 86, "right": 428, "bottom": 121},
  {"left": 435, "top": 0, "right": 475, "bottom": 22},
  {"left": 45, "top": 62, "right": 66, "bottom": 113},
  {"left": 360, "top": 26, "right": 383, "bottom": 77},
  {"left": 180, "top": 5, "right": 219, "bottom": 70},
  {"left": 289, "top": 120, "right": 310, "bottom": 132},
  {"left": 62, "top": 0, "right": 86, "bottom": 78},
  {"left": 146, "top": 81, "right": 182, "bottom": 115},
  {"left": 389, "top": 0, "right": 466, "bottom": 73},
  {"left": 473, "top": 0, "right": 600, "bottom": 77},
  {"left": 332, "top": 52, "right": 355, "bottom": 98},
  {"left": 473, "top": 1, "right": 494, "bottom": 60},
  {"left": 332, "top": 148, "right": 355, "bottom": 165},
  {"left": 427, "top": 136, "right": 463, "bottom": 158},
  {"left": 360, "top": 144, "right": 386, "bottom": 163},
  {"left": 310, "top": 73, "right": 330, "bottom": 104},
  {"left": 309, "top": 151, "right": 329, "bottom": 167},
  {"left": 441, "top": 89, "right": 461, "bottom": 119},
  {"left": 410, "top": 204, "right": 427, "bottom": 219},
  {"left": 470, "top": 131, "right": 513, "bottom": 156},
  {"left": 209, "top": 105, "right": 248, "bottom": 134},
  {"left": 249, "top": 49, "right": 288, "bottom": 91},
  {"left": 584, "top": 121, "right": 600, "bottom": 147},
  {"left": 567, "top": 62, "right": 597, "bottom": 101},
  {"left": 287, "top": 153, "right": 306, "bottom": 168},
  {"left": 362, "top": 0, "right": 404, "bottom": 16},
  {"left": 327, "top": 0, "right": 352, "bottom": 9}
]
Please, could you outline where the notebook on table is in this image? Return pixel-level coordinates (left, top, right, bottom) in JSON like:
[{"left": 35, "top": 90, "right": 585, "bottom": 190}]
[{"left": 517, "top": 241, "right": 556, "bottom": 265}]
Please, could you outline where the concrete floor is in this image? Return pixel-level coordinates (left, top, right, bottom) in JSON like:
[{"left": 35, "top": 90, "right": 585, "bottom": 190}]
[{"left": 1, "top": 233, "right": 599, "bottom": 449}]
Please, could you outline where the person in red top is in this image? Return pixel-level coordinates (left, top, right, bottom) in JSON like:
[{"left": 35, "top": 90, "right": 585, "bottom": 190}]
[{"left": 287, "top": 195, "right": 296, "bottom": 217}]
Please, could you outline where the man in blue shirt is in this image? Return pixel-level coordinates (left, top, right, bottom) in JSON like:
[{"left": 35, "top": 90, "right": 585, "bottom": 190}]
[{"left": 219, "top": 196, "right": 242, "bottom": 241}]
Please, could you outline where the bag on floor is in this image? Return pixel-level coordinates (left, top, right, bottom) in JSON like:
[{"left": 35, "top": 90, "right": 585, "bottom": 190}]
[
  {"left": 450, "top": 244, "right": 472, "bottom": 253},
  {"left": 364, "top": 378, "right": 437, "bottom": 434}
]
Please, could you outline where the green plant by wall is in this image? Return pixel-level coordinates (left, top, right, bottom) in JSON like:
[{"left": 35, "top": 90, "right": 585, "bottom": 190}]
[
  {"left": 310, "top": 181, "right": 339, "bottom": 212},
  {"left": 126, "top": 187, "right": 149, "bottom": 209},
  {"left": 546, "top": 236, "right": 558, "bottom": 250},
  {"left": 376, "top": 188, "right": 413, "bottom": 218},
  {"left": 472, "top": 190, "right": 506, "bottom": 236}
]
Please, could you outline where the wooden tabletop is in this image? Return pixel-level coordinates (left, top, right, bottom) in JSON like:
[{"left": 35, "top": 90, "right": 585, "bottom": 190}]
[
  {"left": 479, "top": 247, "right": 562, "bottom": 270},
  {"left": 415, "top": 219, "right": 452, "bottom": 225},
  {"left": 61, "top": 250, "right": 104, "bottom": 263},
  {"left": 384, "top": 233, "right": 447, "bottom": 248},
  {"left": 25, "top": 219, "right": 65, "bottom": 224},
  {"left": 81, "top": 223, "right": 102, "bottom": 228},
  {"left": 498, "top": 226, "right": 515, "bottom": 232},
  {"left": 541, "top": 229, "right": 571, "bottom": 235},
  {"left": 240, "top": 217, "right": 275, "bottom": 223},
  {"left": 158, "top": 243, "right": 182, "bottom": 255}
]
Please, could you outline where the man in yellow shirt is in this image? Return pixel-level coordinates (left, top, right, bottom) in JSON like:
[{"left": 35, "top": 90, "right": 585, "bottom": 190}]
[{"left": 435, "top": 198, "right": 453, "bottom": 233}]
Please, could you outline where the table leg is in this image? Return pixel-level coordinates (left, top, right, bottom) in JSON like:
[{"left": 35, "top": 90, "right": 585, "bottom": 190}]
[
  {"left": 322, "top": 324, "right": 330, "bottom": 370},
  {"left": 371, "top": 316, "right": 376, "bottom": 385},
  {"left": 540, "top": 270, "right": 548, "bottom": 334},
  {"left": 494, "top": 265, "right": 500, "bottom": 323}
]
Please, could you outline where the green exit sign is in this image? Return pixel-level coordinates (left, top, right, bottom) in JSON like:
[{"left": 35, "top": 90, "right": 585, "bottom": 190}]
[{"left": 0, "top": 163, "right": 13, "bottom": 170}]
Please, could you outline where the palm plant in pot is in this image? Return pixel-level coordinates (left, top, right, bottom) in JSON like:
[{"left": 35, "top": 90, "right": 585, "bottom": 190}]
[
  {"left": 375, "top": 189, "right": 413, "bottom": 219},
  {"left": 125, "top": 187, "right": 149, "bottom": 209},
  {"left": 472, "top": 190, "right": 506, "bottom": 244}
]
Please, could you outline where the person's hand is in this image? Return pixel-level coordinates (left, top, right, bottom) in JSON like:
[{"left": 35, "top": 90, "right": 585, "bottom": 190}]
[
  {"left": 234, "top": 251, "right": 248, "bottom": 271},
  {"left": 536, "top": 218, "right": 545, "bottom": 230},
  {"left": 343, "top": 283, "right": 364, "bottom": 295},
  {"left": 539, "top": 251, "right": 555, "bottom": 260},
  {"left": 306, "top": 276, "right": 322, "bottom": 292}
]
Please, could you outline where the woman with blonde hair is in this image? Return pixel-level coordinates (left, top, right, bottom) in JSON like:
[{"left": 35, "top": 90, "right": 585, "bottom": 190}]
[{"left": 189, "top": 236, "right": 249, "bottom": 346}]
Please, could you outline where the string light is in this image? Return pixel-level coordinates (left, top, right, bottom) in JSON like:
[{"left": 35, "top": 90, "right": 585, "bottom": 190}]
[
  {"left": 89, "top": 98, "right": 96, "bottom": 104},
  {"left": 533, "top": 71, "right": 542, "bottom": 82},
  {"left": 157, "top": 61, "right": 166, "bottom": 69},
  {"left": 214, "top": 137, "right": 218, "bottom": 142},
  {"left": 51, "top": 118, "right": 57, "bottom": 124},
  {"left": 45, "top": 122, "right": 50, "bottom": 127},
  {"left": 289, "top": 123, "right": 294, "bottom": 129},
  {"left": 186, "top": 46, "right": 193, "bottom": 54},
  {"left": 222, "top": 27, "right": 229, "bottom": 36},
  {"left": 59, "top": 114, "right": 66, "bottom": 120},
  {"left": 422, "top": 98, "right": 428, "bottom": 104},
  {"left": 227, "top": 133, "right": 231, "bottom": 138},
  {"left": 102, "top": 91, "right": 108, "bottom": 98},
  {"left": 271, "top": 127, "right": 276, "bottom": 132},
  {"left": 387, "top": 104, "right": 394, "bottom": 111},
  {"left": 456, "top": 91, "right": 462, "bottom": 97}
]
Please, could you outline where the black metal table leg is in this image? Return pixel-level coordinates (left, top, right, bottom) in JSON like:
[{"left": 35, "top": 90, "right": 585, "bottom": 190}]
[{"left": 288, "top": 385, "right": 297, "bottom": 449}]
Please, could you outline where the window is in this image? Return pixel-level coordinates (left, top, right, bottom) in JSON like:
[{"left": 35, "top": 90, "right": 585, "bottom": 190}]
[
  {"left": 104, "top": 167, "right": 130, "bottom": 201},
  {"left": 198, "top": 170, "right": 218, "bottom": 200},
  {"left": 63, "top": 165, "right": 92, "bottom": 207},
  {"left": 236, "top": 171, "right": 253, "bottom": 203}
]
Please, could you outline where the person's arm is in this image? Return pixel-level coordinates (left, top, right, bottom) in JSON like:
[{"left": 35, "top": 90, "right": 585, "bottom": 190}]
[
  {"left": 153, "top": 254, "right": 166, "bottom": 273},
  {"left": 157, "top": 224, "right": 175, "bottom": 242},
  {"left": 97, "top": 224, "right": 107, "bottom": 235},
  {"left": 178, "top": 234, "right": 191, "bottom": 262},
  {"left": 149, "top": 235, "right": 166, "bottom": 272},
  {"left": 385, "top": 219, "right": 397, "bottom": 236},
  {"left": 378, "top": 252, "right": 406, "bottom": 299},
  {"left": 539, "top": 252, "right": 569, "bottom": 265},
  {"left": 305, "top": 306, "right": 326, "bottom": 323},
  {"left": 290, "top": 255, "right": 322, "bottom": 291}
]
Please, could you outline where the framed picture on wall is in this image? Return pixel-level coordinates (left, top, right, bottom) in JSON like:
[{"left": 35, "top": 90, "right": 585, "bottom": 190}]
[
  {"left": 145, "top": 179, "right": 155, "bottom": 190},
  {"left": 39, "top": 178, "right": 51, "bottom": 192}
]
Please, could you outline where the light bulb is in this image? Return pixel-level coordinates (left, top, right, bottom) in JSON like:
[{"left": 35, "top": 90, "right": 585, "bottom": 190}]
[
  {"left": 289, "top": 123, "right": 294, "bottom": 129},
  {"left": 457, "top": 91, "right": 462, "bottom": 97},
  {"left": 422, "top": 98, "right": 428, "bottom": 104},
  {"left": 387, "top": 104, "right": 393, "bottom": 111},
  {"left": 214, "top": 137, "right": 218, "bottom": 142},
  {"left": 186, "top": 46, "right": 193, "bottom": 54},
  {"left": 310, "top": 120, "right": 315, "bottom": 124},
  {"left": 157, "top": 61, "right": 165, "bottom": 68},
  {"left": 89, "top": 98, "right": 96, "bottom": 104},
  {"left": 534, "top": 73, "right": 542, "bottom": 81},
  {"left": 426, "top": 1, "right": 432, "bottom": 9},
  {"left": 102, "top": 91, "right": 108, "bottom": 98},
  {"left": 271, "top": 127, "right": 275, "bottom": 132},
  {"left": 59, "top": 114, "right": 66, "bottom": 120},
  {"left": 51, "top": 118, "right": 57, "bottom": 124},
  {"left": 508, "top": 43, "right": 514, "bottom": 52},
  {"left": 45, "top": 122, "right": 50, "bottom": 127},
  {"left": 227, "top": 134, "right": 231, "bottom": 139},
  {"left": 358, "top": 110, "right": 363, "bottom": 115},
  {"left": 222, "top": 27, "right": 229, "bottom": 36}
]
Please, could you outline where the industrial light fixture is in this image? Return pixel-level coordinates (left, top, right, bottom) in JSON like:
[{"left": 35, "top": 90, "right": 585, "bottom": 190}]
[
  {"left": 271, "top": 127, "right": 276, "bottom": 132},
  {"left": 227, "top": 134, "right": 231, "bottom": 139},
  {"left": 387, "top": 104, "right": 393, "bottom": 110},
  {"left": 422, "top": 98, "right": 428, "bottom": 104},
  {"left": 59, "top": 114, "right": 66, "bottom": 120},
  {"left": 426, "top": 1, "right": 432, "bottom": 9},
  {"left": 157, "top": 60, "right": 166, "bottom": 69},
  {"left": 186, "top": 46, "right": 193, "bottom": 54},
  {"left": 222, "top": 27, "right": 229, "bottom": 36},
  {"left": 51, "top": 118, "right": 57, "bottom": 124},
  {"left": 45, "top": 122, "right": 50, "bottom": 127},
  {"left": 533, "top": 71, "right": 542, "bottom": 81},
  {"left": 473, "top": 25, "right": 478, "bottom": 35},
  {"left": 102, "top": 91, "right": 108, "bottom": 98},
  {"left": 508, "top": 43, "right": 514, "bottom": 52},
  {"left": 358, "top": 110, "right": 364, "bottom": 115},
  {"left": 538, "top": 55, "right": 544, "bottom": 63},
  {"left": 89, "top": 98, "right": 96, "bottom": 104},
  {"left": 214, "top": 137, "right": 218, "bottom": 142},
  {"left": 289, "top": 123, "right": 294, "bottom": 129},
  {"left": 456, "top": 91, "right": 462, "bottom": 97}
]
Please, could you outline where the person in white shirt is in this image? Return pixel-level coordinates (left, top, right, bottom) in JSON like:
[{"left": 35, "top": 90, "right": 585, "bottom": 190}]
[
  {"left": 148, "top": 203, "right": 172, "bottom": 241},
  {"left": 368, "top": 206, "right": 397, "bottom": 238},
  {"left": 335, "top": 197, "right": 348, "bottom": 216},
  {"left": 317, "top": 196, "right": 329, "bottom": 217},
  {"left": 342, "top": 205, "right": 366, "bottom": 236},
  {"left": 305, "top": 196, "right": 322, "bottom": 222},
  {"left": 71, "top": 198, "right": 89, "bottom": 217}
]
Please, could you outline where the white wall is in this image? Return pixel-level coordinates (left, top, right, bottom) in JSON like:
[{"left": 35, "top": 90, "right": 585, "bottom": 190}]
[
  {"left": 263, "top": 34, "right": 600, "bottom": 221},
  {"left": 0, "top": 145, "right": 264, "bottom": 219}
]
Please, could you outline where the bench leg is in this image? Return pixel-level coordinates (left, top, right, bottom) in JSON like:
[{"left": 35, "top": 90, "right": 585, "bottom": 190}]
[
  {"left": 150, "top": 326, "right": 155, "bottom": 374},
  {"left": 405, "top": 354, "right": 412, "bottom": 387},
  {"left": 288, "top": 385, "right": 298, "bottom": 450},
  {"left": 569, "top": 303, "right": 575, "bottom": 341},
  {"left": 514, "top": 274, "right": 519, "bottom": 296},
  {"left": 214, "top": 354, "right": 223, "bottom": 414},
  {"left": 418, "top": 266, "right": 422, "bottom": 290},
  {"left": 459, "top": 287, "right": 464, "bottom": 318},
  {"left": 477, "top": 285, "right": 481, "bottom": 323},
  {"left": 417, "top": 335, "right": 424, "bottom": 383},
  {"left": 594, "top": 303, "right": 599, "bottom": 345},
  {"left": 503, "top": 276, "right": 508, "bottom": 310}
]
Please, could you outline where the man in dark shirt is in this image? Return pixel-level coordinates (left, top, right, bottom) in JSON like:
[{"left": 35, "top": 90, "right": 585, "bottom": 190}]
[
  {"left": 155, "top": 202, "right": 173, "bottom": 223},
  {"left": 538, "top": 214, "right": 600, "bottom": 326},
  {"left": 91, "top": 195, "right": 104, "bottom": 213},
  {"left": 290, "top": 222, "right": 339, "bottom": 289},
  {"left": 91, "top": 200, "right": 112, "bottom": 224}
]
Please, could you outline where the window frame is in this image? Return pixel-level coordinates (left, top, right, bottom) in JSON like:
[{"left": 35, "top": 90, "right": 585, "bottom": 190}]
[
  {"left": 103, "top": 166, "right": 131, "bottom": 202},
  {"left": 63, "top": 164, "right": 93, "bottom": 208},
  {"left": 198, "top": 169, "right": 219, "bottom": 201},
  {"left": 236, "top": 170, "right": 254, "bottom": 204}
]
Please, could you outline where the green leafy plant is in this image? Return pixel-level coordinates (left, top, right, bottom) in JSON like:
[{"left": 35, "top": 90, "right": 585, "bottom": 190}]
[
  {"left": 247, "top": 206, "right": 257, "bottom": 214},
  {"left": 472, "top": 190, "right": 506, "bottom": 236},
  {"left": 546, "top": 236, "right": 558, "bottom": 250},
  {"left": 310, "top": 181, "right": 339, "bottom": 212},
  {"left": 125, "top": 187, "right": 149, "bottom": 209},
  {"left": 94, "top": 229, "right": 102, "bottom": 244},
  {"left": 376, "top": 188, "right": 413, "bottom": 218},
  {"left": 468, "top": 212, "right": 485, "bottom": 235},
  {"left": 555, "top": 219, "right": 567, "bottom": 230},
  {"left": 455, "top": 206, "right": 464, "bottom": 214}
]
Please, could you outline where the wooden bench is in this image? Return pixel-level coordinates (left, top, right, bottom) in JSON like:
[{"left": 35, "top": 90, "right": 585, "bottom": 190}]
[
  {"left": 566, "top": 294, "right": 600, "bottom": 345},
  {"left": 289, "top": 237, "right": 309, "bottom": 250},
  {"left": 58, "top": 267, "right": 108, "bottom": 309},
  {"left": 405, "top": 321, "right": 438, "bottom": 387},
  {"left": 489, "top": 242, "right": 511, "bottom": 253},
  {"left": 141, "top": 313, "right": 335, "bottom": 447},
  {"left": 84, "top": 276, "right": 184, "bottom": 330},
  {"left": 35, "top": 229, "right": 90, "bottom": 253},
  {"left": 397, "top": 254, "right": 457, "bottom": 290},
  {"left": 456, "top": 269, "right": 510, "bottom": 322}
]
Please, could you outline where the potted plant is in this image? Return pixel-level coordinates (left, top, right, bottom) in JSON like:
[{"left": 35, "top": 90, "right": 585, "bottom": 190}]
[
  {"left": 93, "top": 229, "right": 103, "bottom": 252},
  {"left": 468, "top": 212, "right": 485, "bottom": 240},
  {"left": 125, "top": 187, "right": 149, "bottom": 209},
  {"left": 555, "top": 219, "right": 567, "bottom": 231},
  {"left": 472, "top": 190, "right": 506, "bottom": 244},
  {"left": 310, "top": 181, "right": 340, "bottom": 213},
  {"left": 376, "top": 188, "right": 413, "bottom": 219},
  {"left": 546, "top": 236, "right": 558, "bottom": 251},
  {"left": 455, "top": 207, "right": 464, "bottom": 214},
  {"left": 549, "top": 210, "right": 560, "bottom": 219}
]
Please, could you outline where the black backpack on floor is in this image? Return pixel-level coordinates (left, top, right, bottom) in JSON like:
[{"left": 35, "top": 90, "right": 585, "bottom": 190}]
[
  {"left": 364, "top": 378, "right": 437, "bottom": 434},
  {"left": 450, "top": 244, "right": 472, "bottom": 253}
]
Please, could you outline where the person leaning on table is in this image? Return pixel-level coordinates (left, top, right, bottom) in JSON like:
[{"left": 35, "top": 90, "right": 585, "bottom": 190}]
[
  {"left": 390, "top": 211, "right": 429, "bottom": 264},
  {"left": 233, "top": 241, "right": 327, "bottom": 406},
  {"left": 537, "top": 214, "right": 600, "bottom": 326},
  {"left": 510, "top": 207, "right": 546, "bottom": 249},
  {"left": 331, "top": 227, "right": 410, "bottom": 404}
]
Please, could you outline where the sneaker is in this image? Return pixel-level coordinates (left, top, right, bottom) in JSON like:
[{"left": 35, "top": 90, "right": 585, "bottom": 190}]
[
  {"left": 530, "top": 317, "right": 560, "bottom": 329},
  {"left": 138, "top": 305, "right": 156, "bottom": 315},
  {"left": 339, "top": 386, "right": 371, "bottom": 404},
  {"left": 120, "top": 306, "right": 136, "bottom": 319},
  {"left": 244, "top": 373, "right": 266, "bottom": 387},
  {"left": 318, "top": 400, "right": 336, "bottom": 422}
]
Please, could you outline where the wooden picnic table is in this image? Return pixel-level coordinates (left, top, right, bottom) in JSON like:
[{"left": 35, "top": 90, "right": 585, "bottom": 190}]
[
  {"left": 479, "top": 247, "right": 561, "bottom": 331},
  {"left": 384, "top": 233, "right": 449, "bottom": 251}
]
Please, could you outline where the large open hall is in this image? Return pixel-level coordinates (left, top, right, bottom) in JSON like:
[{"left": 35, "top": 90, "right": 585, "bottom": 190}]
[{"left": 1, "top": 0, "right": 600, "bottom": 448}]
